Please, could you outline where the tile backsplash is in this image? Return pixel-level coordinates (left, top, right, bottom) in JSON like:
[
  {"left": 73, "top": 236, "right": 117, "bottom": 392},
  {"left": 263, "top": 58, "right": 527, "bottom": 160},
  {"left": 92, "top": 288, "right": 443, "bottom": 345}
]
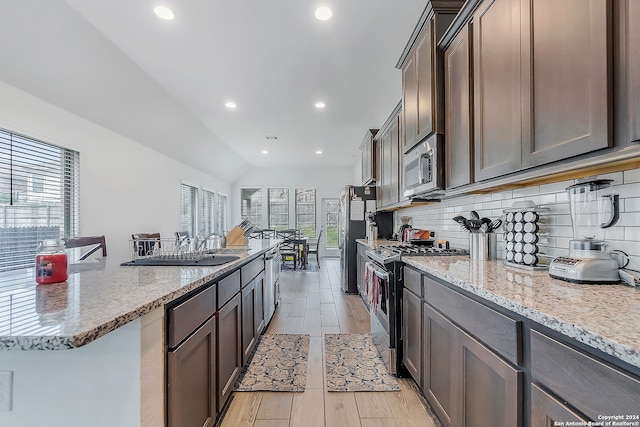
[{"left": 395, "top": 168, "right": 640, "bottom": 271}]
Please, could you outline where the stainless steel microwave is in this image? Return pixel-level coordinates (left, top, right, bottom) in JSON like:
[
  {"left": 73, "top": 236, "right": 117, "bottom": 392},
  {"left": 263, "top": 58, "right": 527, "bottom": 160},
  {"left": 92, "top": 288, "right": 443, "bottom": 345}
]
[{"left": 403, "top": 134, "right": 444, "bottom": 198}]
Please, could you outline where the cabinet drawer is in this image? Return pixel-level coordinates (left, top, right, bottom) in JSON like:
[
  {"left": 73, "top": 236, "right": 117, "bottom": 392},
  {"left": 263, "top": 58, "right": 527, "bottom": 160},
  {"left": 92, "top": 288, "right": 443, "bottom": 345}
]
[
  {"left": 241, "top": 257, "right": 264, "bottom": 287},
  {"left": 168, "top": 284, "right": 216, "bottom": 348},
  {"left": 424, "top": 276, "right": 521, "bottom": 364},
  {"left": 531, "top": 330, "right": 640, "bottom": 420},
  {"left": 404, "top": 266, "right": 423, "bottom": 297},
  {"left": 218, "top": 270, "right": 241, "bottom": 309}
]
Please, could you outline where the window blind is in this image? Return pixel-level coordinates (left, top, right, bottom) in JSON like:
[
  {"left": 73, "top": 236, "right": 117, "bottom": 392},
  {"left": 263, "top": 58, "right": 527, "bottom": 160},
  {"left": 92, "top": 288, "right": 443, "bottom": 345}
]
[
  {"left": 180, "top": 183, "right": 198, "bottom": 237},
  {"left": 216, "top": 194, "right": 227, "bottom": 235},
  {"left": 0, "top": 128, "right": 79, "bottom": 275},
  {"left": 295, "top": 188, "right": 316, "bottom": 237},
  {"left": 202, "top": 189, "right": 215, "bottom": 235},
  {"left": 268, "top": 187, "right": 289, "bottom": 230}
]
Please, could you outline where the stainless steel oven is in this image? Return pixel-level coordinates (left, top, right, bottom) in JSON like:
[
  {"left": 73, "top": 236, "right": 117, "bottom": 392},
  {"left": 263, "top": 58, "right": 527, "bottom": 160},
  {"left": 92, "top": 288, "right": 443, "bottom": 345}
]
[
  {"left": 403, "top": 134, "right": 444, "bottom": 199},
  {"left": 365, "top": 250, "right": 404, "bottom": 376}
]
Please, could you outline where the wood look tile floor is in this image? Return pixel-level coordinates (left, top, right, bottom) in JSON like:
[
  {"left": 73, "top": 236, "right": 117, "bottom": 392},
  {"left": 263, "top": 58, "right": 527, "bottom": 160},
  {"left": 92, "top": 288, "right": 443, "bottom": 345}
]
[{"left": 219, "top": 258, "right": 439, "bottom": 427}]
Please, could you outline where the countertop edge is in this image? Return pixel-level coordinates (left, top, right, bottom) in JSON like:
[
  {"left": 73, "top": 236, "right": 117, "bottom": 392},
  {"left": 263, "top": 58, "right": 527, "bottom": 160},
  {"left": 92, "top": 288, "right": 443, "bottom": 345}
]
[
  {"left": 0, "top": 243, "right": 278, "bottom": 351},
  {"left": 402, "top": 257, "right": 640, "bottom": 370}
]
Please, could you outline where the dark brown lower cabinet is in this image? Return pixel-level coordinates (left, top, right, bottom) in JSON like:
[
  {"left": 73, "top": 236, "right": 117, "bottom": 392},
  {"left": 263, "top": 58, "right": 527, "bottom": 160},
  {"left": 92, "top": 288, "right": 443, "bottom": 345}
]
[
  {"left": 217, "top": 293, "right": 242, "bottom": 409},
  {"left": 254, "top": 272, "right": 265, "bottom": 337},
  {"left": 241, "top": 279, "right": 258, "bottom": 363},
  {"left": 531, "top": 384, "right": 588, "bottom": 426},
  {"left": 403, "top": 287, "right": 422, "bottom": 386},
  {"left": 423, "top": 303, "right": 523, "bottom": 427},
  {"left": 168, "top": 315, "right": 217, "bottom": 427},
  {"left": 423, "top": 303, "right": 458, "bottom": 427}
]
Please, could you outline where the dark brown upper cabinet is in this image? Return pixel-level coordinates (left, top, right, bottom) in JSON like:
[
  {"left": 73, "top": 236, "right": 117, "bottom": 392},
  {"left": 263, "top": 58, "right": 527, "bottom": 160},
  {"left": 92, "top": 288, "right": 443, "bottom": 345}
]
[
  {"left": 521, "top": 0, "right": 611, "bottom": 167},
  {"left": 360, "top": 129, "right": 378, "bottom": 185},
  {"left": 444, "top": 23, "right": 473, "bottom": 189},
  {"left": 626, "top": 0, "right": 640, "bottom": 143},
  {"left": 472, "top": 0, "right": 612, "bottom": 181},
  {"left": 473, "top": 0, "right": 523, "bottom": 181},
  {"left": 398, "top": 2, "right": 463, "bottom": 154},
  {"left": 376, "top": 103, "right": 402, "bottom": 210}
]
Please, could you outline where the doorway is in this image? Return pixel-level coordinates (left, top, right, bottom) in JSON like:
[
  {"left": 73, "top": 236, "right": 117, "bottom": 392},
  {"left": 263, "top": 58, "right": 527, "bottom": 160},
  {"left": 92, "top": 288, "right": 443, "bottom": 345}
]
[{"left": 321, "top": 198, "right": 339, "bottom": 257}]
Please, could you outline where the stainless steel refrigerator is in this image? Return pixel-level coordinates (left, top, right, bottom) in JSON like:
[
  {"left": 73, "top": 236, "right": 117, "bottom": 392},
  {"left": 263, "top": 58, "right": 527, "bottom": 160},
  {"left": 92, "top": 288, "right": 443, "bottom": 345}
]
[{"left": 339, "top": 185, "right": 377, "bottom": 294}]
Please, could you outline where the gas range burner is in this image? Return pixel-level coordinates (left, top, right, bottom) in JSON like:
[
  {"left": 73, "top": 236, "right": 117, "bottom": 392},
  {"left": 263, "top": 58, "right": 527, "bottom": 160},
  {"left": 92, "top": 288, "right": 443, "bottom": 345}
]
[
  {"left": 367, "top": 244, "right": 469, "bottom": 266},
  {"left": 378, "top": 244, "right": 469, "bottom": 257}
]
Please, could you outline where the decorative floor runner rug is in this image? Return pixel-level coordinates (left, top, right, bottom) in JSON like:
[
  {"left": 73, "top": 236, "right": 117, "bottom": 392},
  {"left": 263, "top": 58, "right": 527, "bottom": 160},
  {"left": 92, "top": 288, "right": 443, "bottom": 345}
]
[
  {"left": 324, "top": 333, "right": 400, "bottom": 392},
  {"left": 234, "top": 334, "right": 310, "bottom": 392}
]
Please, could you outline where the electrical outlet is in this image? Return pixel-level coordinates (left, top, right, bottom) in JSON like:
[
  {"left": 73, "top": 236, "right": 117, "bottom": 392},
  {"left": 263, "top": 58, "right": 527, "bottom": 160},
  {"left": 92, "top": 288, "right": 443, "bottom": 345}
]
[{"left": 0, "top": 371, "right": 13, "bottom": 411}]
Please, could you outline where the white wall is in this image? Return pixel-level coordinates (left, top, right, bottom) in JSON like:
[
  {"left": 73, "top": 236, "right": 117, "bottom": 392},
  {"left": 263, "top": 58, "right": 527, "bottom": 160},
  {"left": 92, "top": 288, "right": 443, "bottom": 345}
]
[
  {"left": 0, "top": 81, "right": 231, "bottom": 262},
  {"left": 231, "top": 166, "right": 355, "bottom": 232}
]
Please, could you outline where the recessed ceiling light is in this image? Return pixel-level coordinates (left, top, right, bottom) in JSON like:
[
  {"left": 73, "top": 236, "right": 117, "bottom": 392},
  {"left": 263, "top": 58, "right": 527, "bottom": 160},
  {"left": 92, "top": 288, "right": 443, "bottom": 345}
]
[
  {"left": 315, "top": 6, "right": 333, "bottom": 21},
  {"left": 225, "top": 101, "right": 237, "bottom": 109},
  {"left": 315, "top": 101, "right": 326, "bottom": 109},
  {"left": 261, "top": 150, "right": 268, "bottom": 154},
  {"left": 154, "top": 5, "right": 174, "bottom": 20},
  {"left": 316, "top": 150, "right": 323, "bottom": 155}
]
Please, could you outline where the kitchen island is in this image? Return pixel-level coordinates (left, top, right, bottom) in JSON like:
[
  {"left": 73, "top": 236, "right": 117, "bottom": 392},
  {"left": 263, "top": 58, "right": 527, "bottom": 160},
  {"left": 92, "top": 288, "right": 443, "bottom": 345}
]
[{"left": 0, "top": 239, "right": 280, "bottom": 427}]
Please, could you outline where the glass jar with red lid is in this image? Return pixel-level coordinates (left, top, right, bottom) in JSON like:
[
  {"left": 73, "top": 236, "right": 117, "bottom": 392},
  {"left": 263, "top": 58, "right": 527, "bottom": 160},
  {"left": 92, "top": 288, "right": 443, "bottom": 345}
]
[{"left": 35, "top": 239, "right": 68, "bottom": 284}]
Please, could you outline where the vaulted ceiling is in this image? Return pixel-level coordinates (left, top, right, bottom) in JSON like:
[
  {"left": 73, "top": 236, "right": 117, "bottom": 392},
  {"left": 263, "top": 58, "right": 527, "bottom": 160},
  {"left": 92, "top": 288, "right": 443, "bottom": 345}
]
[{"left": 0, "top": 0, "right": 427, "bottom": 182}]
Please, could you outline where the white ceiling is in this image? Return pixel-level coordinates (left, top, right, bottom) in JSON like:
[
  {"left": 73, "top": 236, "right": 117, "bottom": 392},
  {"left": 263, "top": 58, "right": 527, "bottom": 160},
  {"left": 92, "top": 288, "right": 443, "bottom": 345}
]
[{"left": 0, "top": 0, "right": 427, "bottom": 182}]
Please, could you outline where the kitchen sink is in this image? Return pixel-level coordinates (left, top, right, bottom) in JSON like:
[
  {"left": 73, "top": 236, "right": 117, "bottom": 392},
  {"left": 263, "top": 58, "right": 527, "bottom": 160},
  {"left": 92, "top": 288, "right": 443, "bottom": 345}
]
[{"left": 121, "top": 255, "right": 240, "bottom": 267}]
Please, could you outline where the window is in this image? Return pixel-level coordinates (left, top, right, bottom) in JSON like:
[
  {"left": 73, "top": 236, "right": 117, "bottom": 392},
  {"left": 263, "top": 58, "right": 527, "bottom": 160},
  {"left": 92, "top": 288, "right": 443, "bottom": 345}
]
[
  {"left": 180, "top": 183, "right": 198, "bottom": 237},
  {"left": 201, "top": 189, "right": 215, "bottom": 235},
  {"left": 295, "top": 188, "right": 316, "bottom": 237},
  {"left": 0, "top": 128, "right": 79, "bottom": 274},
  {"left": 325, "top": 199, "right": 339, "bottom": 249},
  {"left": 241, "top": 187, "right": 262, "bottom": 228},
  {"left": 216, "top": 194, "right": 227, "bottom": 235},
  {"left": 268, "top": 188, "right": 289, "bottom": 230}
]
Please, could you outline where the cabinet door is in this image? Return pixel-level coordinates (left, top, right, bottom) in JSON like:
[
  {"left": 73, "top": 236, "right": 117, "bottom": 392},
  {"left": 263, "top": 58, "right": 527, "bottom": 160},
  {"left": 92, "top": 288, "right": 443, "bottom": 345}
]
[
  {"left": 254, "top": 272, "right": 265, "bottom": 336},
  {"left": 473, "top": 0, "right": 522, "bottom": 181},
  {"left": 521, "top": 0, "right": 611, "bottom": 167},
  {"left": 629, "top": 0, "right": 640, "bottom": 142},
  {"left": 381, "top": 129, "right": 392, "bottom": 207},
  {"left": 403, "top": 54, "right": 419, "bottom": 153},
  {"left": 217, "top": 294, "right": 241, "bottom": 408},
  {"left": 388, "top": 115, "right": 400, "bottom": 205},
  {"left": 376, "top": 136, "right": 384, "bottom": 209},
  {"left": 458, "top": 331, "right": 523, "bottom": 427},
  {"left": 242, "top": 279, "right": 257, "bottom": 363},
  {"left": 168, "top": 315, "right": 217, "bottom": 427},
  {"left": 530, "top": 384, "right": 588, "bottom": 427},
  {"left": 423, "top": 304, "right": 459, "bottom": 427},
  {"left": 417, "top": 19, "right": 434, "bottom": 142},
  {"left": 445, "top": 23, "right": 473, "bottom": 188},
  {"left": 403, "top": 288, "right": 422, "bottom": 386}
]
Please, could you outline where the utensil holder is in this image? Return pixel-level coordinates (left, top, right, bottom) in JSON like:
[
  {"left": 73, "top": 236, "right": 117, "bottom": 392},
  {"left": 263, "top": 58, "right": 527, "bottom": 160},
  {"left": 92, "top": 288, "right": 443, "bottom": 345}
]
[{"left": 469, "top": 233, "right": 497, "bottom": 261}]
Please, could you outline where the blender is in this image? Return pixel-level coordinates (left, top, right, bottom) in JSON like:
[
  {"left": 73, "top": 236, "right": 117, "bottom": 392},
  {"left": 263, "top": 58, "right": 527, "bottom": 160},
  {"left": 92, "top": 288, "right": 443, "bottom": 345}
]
[{"left": 549, "top": 178, "right": 620, "bottom": 283}]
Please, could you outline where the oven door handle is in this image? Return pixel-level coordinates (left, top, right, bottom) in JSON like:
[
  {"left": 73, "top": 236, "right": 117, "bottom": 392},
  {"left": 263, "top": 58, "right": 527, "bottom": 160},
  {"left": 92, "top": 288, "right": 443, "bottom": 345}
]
[{"left": 372, "top": 269, "right": 390, "bottom": 282}]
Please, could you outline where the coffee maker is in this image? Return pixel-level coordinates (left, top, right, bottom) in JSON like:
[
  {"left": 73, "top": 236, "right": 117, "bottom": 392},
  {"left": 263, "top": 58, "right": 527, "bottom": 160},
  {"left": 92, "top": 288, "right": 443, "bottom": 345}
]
[
  {"left": 398, "top": 216, "right": 412, "bottom": 242},
  {"left": 549, "top": 178, "right": 620, "bottom": 284}
]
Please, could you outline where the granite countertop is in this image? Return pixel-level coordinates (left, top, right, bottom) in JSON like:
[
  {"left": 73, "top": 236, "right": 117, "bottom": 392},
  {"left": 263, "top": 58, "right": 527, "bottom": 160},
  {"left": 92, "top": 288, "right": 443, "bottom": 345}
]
[
  {"left": 402, "top": 256, "right": 640, "bottom": 369},
  {"left": 0, "top": 239, "right": 280, "bottom": 351}
]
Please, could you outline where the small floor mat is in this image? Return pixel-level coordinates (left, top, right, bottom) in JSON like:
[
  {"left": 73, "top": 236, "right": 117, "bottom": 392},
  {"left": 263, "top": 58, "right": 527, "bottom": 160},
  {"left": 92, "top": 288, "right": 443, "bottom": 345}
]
[
  {"left": 234, "top": 334, "right": 310, "bottom": 392},
  {"left": 324, "top": 333, "right": 400, "bottom": 392}
]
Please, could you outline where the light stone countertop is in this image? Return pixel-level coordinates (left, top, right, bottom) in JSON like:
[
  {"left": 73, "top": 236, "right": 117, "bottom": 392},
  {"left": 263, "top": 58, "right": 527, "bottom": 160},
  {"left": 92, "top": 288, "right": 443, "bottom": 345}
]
[
  {"left": 402, "top": 256, "right": 640, "bottom": 370},
  {"left": 356, "top": 239, "right": 640, "bottom": 369},
  {"left": 0, "top": 239, "right": 280, "bottom": 351}
]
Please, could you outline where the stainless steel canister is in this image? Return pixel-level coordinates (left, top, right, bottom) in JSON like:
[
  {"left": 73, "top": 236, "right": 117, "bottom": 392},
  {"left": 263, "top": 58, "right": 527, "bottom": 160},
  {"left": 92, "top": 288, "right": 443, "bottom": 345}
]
[{"left": 469, "top": 233, "right": 498, "bottom": 261}]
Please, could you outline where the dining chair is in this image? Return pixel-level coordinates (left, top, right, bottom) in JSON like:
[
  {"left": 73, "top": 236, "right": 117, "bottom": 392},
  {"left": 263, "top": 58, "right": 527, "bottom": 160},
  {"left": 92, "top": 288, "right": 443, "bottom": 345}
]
[
  {"left": 279, "top": 239, "right": 298, "bottom": 270},
  {"left": 306, "top": 228, "right": 322, "bottom": 269},
  {"left": 132, "top": 232, "right": 161, "bottom": 256},
  {"left": 261, "top": 229, "right": 276, "bottom": 239},
  {"left": 63, "top": 235, "right": 107, "bottom": 261},
  {"left": 175, "top": 231, "right": 190, "bottom": 245}
]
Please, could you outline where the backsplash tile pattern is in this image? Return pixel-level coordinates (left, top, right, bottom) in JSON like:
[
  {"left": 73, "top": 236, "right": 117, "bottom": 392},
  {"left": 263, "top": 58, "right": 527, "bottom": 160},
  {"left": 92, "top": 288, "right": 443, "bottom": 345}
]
[{"left": 396, "top": 168, "right": 640, "bottom": 272}]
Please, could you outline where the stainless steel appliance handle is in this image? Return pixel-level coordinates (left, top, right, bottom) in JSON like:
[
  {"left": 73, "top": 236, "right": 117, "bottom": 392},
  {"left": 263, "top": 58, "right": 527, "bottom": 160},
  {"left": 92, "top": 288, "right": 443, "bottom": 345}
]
[{"left": 373, "top": 269, "right": 390, "bottom": 282}]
